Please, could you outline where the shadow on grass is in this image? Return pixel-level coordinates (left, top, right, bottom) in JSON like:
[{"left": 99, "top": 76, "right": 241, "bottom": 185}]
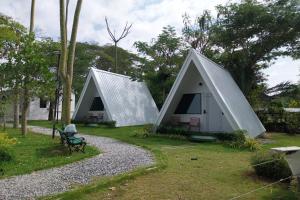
[{"left": 36, "top": 144, "right": 71, "bottom": 158}]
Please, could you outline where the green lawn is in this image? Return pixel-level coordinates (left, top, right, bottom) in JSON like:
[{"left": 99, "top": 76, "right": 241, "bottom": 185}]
[
  {"left": 0, "top": 127, "right": 99, "bottom": 178},
  {"left": 29, "top": 121, "right": 300, "bottom": 200}
]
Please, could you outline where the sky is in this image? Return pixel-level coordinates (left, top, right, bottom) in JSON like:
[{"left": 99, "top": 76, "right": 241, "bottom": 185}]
[{"left": 0, "top": 0, "right": 299, "bottom": 87}]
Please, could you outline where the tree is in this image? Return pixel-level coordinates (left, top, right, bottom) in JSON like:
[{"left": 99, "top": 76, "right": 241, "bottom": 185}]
[
  {"left": 105, "top": 17, "right": 132, "bottom": 73},
  {"left": 0, "top": 14, "right": 27, "bottom": 128},
  {"left": 4, "top": 35, "right": 55, "bottom": 134},
  {"left": 19, "top": 0, "right": 36, "bottom": 134},
  {"left": 59, "top": 0, "right": 83, "bottom": 125},
  {"left": 183, "top": 0, "right": 300, "bottom": 99},
  {"left": 182, "top": 10, "right": 213, "bottom": 55},
  {"left": 135, "top": 26, "right": 186, "bottom": 108}
]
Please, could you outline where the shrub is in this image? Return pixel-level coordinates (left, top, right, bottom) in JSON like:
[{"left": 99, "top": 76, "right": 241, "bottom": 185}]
[
  {"left": 156, "top": 125, "right": 187, "bottom": 135},
  {"left": 225, "top": 130, "right": 261, "bottom": 151},
  {"left": 251, "top": 152, "right": 292, "bottom": 182},
  {"left": 102, "top": 121, "right": 116, "bottom": 128},
  {"left": 132, "top": 124, "right": 154, "bottom": 138},
  {"left": 0, "top": 132, "right": 16, "bottom": 164},
  {"left": 244, "top": 137, "right": 262, "bottom": 151},
  {"left": 0, "top": 132, "right": 17, "bottom": 148},
  {"left": 0, "top": 148, "right": 12, "bottom": 162},
  {"left": 71, "top": 120, "right": 117, "bottom": 128}
]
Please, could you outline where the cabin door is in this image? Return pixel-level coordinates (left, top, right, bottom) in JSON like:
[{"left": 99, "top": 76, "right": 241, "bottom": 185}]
[{"left": 206, "top": 93, "right": 222, "bottom": 132}]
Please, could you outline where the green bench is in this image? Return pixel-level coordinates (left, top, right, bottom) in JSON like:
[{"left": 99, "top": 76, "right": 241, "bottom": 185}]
[{"left": 56, "top": 128, "right": 86, "bottom": 154}]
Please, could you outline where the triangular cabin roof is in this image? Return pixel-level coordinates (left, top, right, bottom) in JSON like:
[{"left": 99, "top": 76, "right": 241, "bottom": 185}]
[
  {"left": 156, "top": 49, "right": 266, "bottom": 138},
  {"left": 73, "top": 68, "right": 159, "bottom": 127}
]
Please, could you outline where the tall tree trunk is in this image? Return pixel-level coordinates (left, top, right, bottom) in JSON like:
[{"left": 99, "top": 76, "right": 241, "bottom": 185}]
[
  {"left": 13, "top": 91, "right": 19, "bottom": 128},
  {"left": 59, "top": 0, "right": 82, "bottom": 125},
  {"left": 20, "top": 0, "right": 35, "bottom": 135},
  {"left": 62, "top": 78, "right": 72, "bottom": 124},
  {"left": 48, "top": 101, "right": 54, "bottom": 121},
  {"left": 29, "top": 0, "right": 35, "bottom": 33},
  {"left": 21, "top": 86, "right": 30, "bottom": 135}
]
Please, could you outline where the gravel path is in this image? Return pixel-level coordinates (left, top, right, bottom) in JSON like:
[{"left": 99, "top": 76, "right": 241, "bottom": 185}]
[{"left": 0, "top": 126, "right": 154, "bottom": 200}]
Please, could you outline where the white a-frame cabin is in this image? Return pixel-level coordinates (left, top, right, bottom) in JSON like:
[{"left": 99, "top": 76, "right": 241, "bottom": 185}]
[
  {"left": 72, "top": 68, "right": 159, "bottom": 127},
  {"left": 155, "top": 49, "right": 265, "bottom": 138}
]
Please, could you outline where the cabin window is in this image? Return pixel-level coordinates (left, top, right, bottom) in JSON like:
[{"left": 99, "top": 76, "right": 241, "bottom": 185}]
[
  {"left": 90, "top": 97, "right": 104, "bottom": 111},
  {"left": 40, "top": 99, "right": 47, "bottom": 108},
  {"left": 175, "top": 93, "right": 202, "bottom": 114}
]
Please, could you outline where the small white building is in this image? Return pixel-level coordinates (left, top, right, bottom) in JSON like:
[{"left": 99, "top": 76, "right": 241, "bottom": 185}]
[
  {"left": 4, "top": 93, "right": 75, "bottom": 121},
  {"left": 27, "top": 95, "right": 75, "bottom": 120},
  {"left": 155, "top": 49, "right": 266, "bottom": 138},
  {"left": 72, "top": 68, "right": 159, "bottom": 127}
]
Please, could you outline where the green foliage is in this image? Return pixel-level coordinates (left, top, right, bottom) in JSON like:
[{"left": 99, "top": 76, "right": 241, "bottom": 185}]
[
  {"left": 182, "top": 10, "right": 213, "bottom": 54},
  {"left": 0, "top": 132, "right": 17, "bottom": 148},
  {"left": 244, "top": 137, "right": 262, "bottom": 151},
  {"left": 0, "top": 14, "right": 27, "bottom": 58},
  {"left": 132, "top": 124, "right": 154, "bottom": 138},
  {"left": 257, "top": 103, "right": 300, "bottom": 133},
  {"left": 0, "top": 148, "right": 12, "bottom": 163},
  {"left": 135, "top": 26, "right": 187, "bottom": 108},
  {"left": 285, "top": 112, "right": 300, "bottom": 134},
  {"left": 288, "top": 100, "right": 300, "bottom": 108},
  {"left": 103, "top": 121, "right": 116, "bottom": 128},
  {"left": 251, "top": 152, "right": 292, "bottom": 182},
  {"left": 71, "top": 120, "right": 116, "bottom": 128},
  {"left": 226, "top": 130, "right": 247, "bottom": 148},
  {"left": 156, "top": 124, "right": 187, "bottom": 136},
  {"left": 0, "top": 132, "right": 17, "bottom": 164},
  {"left": 225, "top": 130, "right": 261, "bottom": 151},
  {"left": 219, "top": 130, "right": 246, "bottom": 143}
]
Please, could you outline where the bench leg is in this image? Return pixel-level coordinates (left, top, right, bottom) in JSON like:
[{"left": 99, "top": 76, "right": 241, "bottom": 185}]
[
  {"left": 68, "top": 145, "right": 73, "bottom": 155},
  {"left": 81, "top": 143, "right": 86, "bottom": 153}
]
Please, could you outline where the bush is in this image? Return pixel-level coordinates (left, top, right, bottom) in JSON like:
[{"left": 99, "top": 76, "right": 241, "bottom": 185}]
[
  {"left": 156, "top": 125, "right": 187, "bottom": 136},
  {"left": 225, "top": 130, "right": 261, "bottom": 151},
  {"left": 103, "top": 121, "right": 116, "bottom": 128},
  {"left": 244, "top": 137, "right": 262, "bottom": 151},
  {"left": 0, "top": 133, "right": 16, "bottom": 165},
  {"left": 0, "top": 148, "right": 12, "bottom": 162},
  {"left": 132, "top": 124, "right": 154, "bottom": 138},
  {"left": 251, "top": 152, "right": 292, "bottom": 182},
  {"left": 71, "top": 120, "right": 117, "bottom": 128},
  {"left": 0, "top": 132, "right": 17, "bottom": 148}
]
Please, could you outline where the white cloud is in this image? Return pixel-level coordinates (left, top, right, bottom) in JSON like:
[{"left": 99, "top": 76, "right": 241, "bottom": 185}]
[
  {"left": 0, "top": 0, "right": 299, "bottom": 86},
  {"left": 262, "top": 57, "right": 300, "bottom": 87}
]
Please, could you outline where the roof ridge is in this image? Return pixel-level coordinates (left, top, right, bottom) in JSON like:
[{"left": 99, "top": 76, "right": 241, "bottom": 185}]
[{"left": 91, "top": 67, "right": 131, "bottom": 79}]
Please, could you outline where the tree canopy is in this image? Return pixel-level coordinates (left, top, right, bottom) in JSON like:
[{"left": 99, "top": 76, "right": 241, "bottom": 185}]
[
  {"left": 135, "top": 26, "right": 187, "bottom": 108},
  {"left": 182, "top": 0, "right": 300, "bottom": 98}
]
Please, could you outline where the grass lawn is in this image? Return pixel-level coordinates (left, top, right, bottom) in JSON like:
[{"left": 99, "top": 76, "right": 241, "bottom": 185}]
[
  {"left": 29, "top": 121, "right": 300, "bottom": 200},
  {"left": 0, "top": 127, "right": 99, "bottom": 178}
]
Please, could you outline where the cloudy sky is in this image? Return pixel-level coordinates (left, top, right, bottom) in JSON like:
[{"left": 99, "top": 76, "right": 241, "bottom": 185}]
[{"left": 1, "top": 0, "right": 299, "bottom": 87}]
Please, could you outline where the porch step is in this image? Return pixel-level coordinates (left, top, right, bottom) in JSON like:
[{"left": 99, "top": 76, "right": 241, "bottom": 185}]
[{"left": 188, "top": 135, "right": 217, "bottom": 142}]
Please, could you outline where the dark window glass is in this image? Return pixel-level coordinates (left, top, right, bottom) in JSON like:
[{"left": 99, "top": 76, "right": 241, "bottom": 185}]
[
  {"left": 40, "top": 99, "right": 47, "bottom": 108},
  {"left": 90, "top": 97, "right": 104, "bottom": 111},
  {"left": 175, "top": 93, "right": 201, "bottom": 114}
]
